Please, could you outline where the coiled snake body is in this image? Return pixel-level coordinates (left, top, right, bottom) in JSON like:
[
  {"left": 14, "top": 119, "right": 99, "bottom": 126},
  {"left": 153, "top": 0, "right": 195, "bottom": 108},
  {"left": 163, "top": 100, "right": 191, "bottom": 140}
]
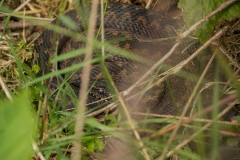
[{"left": 34, "top": 2, "right": 218, "bottom": 117}]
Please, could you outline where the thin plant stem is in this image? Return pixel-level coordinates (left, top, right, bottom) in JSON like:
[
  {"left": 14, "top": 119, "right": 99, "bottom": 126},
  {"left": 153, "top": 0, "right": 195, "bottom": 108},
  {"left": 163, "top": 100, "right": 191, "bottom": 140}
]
[{"left": 72, "top": 0, "right": 99, "bottom": 159}]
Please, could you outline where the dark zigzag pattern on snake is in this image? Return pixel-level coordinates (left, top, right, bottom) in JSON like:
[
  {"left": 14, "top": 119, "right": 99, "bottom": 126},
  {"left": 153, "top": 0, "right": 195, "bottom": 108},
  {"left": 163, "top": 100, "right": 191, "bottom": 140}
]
[{"left": 34, "top": 2, "right": 225, "bottom": 118}]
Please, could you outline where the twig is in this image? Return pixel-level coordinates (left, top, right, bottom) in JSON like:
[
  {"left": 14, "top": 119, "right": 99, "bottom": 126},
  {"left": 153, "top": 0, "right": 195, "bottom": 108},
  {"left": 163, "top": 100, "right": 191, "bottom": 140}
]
[
  {"left": 0, "top": 21, "right": 33, "bottom": 30},
  {"left": 219, "top": 130, "right": 240, "bottom": 138},
  {"left": 72, "top": 0, "right": 98, "bottom": 159}
]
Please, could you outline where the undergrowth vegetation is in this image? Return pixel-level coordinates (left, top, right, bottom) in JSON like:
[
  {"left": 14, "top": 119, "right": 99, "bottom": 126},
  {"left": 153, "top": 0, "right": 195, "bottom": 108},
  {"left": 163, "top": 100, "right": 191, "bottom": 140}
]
[{"left": 0, "top": 0, "right": 240, "bottom": 160}]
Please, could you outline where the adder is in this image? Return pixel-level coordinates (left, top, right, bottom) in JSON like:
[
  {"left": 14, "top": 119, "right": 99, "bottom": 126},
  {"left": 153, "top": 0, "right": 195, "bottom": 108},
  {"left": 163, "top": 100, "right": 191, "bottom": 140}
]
[{"left": 34, "top": 2, "right": 228, "bottom": 118}]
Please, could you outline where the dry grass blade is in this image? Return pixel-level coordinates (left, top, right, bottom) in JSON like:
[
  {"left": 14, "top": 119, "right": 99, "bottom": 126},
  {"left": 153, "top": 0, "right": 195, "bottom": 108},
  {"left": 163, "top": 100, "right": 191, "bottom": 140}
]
[
  {"left": 108, "top": 82, "right": 151, "bottom": 160},
  {"left": 14, "top": 0, "right": 32, "bottom": 12},
  {"left": 133, "top": 112, "right": 240, "bottom": 127},
  {"left": 145, "top": 0, "right": 153, "bottom": 9},
  {"left": 41, "top": 87, "right": 50, "bottom": 141},
  {"left": 32, "top": 141, "right": 46, "bottom": 160},
  {"left": 72, "top": 0, "right": 99, "bottom": 159},
  {"left": 0, "top": 76, "right": 13, "bottom": 101}
]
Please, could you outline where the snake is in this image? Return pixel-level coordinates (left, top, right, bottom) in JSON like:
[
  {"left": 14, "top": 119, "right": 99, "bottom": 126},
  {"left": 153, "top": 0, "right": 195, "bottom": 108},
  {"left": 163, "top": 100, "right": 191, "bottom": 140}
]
[{"left": 34, "top": 2, "right": 226, "bottom": 118}]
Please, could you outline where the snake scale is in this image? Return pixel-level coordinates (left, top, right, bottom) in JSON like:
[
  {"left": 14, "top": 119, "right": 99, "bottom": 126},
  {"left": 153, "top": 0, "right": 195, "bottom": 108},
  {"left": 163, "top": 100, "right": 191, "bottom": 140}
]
[{"left": 34, "top": 2, "right": 223, "bottom": 118}]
